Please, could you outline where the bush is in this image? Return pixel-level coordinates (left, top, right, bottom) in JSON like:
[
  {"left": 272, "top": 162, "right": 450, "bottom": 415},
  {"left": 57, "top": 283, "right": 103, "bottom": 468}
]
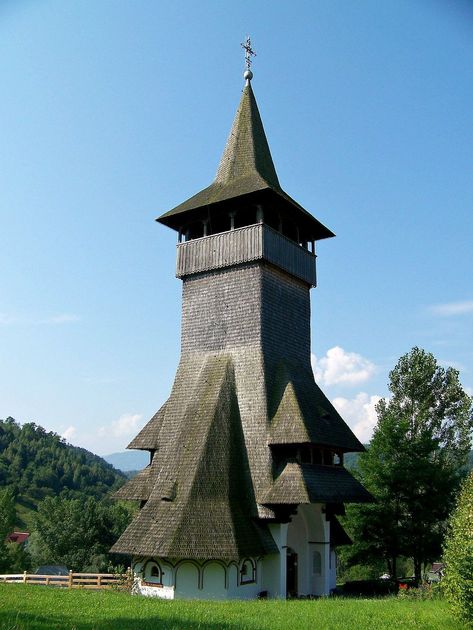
[
  {"left": 397, "top": 584, "right": 442, "bottom": 600},
  {"left": 443, "top": 472, "right": 473, "bottom": 626}
]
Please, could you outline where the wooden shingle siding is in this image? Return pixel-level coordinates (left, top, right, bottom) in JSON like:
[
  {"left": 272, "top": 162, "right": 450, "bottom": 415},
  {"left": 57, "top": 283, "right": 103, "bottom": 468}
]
[{"left": 176, "top": 223, "right": 316, "bottom": 286}]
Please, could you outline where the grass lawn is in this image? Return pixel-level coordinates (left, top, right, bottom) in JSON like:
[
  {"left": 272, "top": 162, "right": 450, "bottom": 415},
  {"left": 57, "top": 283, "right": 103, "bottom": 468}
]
[{"left": 0, "top": 584, "right": 463, "bottom": 630}]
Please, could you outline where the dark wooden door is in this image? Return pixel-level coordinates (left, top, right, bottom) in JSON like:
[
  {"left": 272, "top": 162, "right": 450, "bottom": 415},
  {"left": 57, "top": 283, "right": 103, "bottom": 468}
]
[{"left": 286, "top": 548, "right": 298, "bottom": 598}]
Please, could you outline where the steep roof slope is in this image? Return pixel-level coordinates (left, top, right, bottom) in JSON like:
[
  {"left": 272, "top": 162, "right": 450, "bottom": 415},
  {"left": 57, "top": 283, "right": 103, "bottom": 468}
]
[{"left": 112, "top": 355, "right": 276, "bottom": 560}]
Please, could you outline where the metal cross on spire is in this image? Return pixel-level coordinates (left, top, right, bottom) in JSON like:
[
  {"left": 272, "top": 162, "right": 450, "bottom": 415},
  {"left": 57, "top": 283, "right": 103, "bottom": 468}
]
[{"left": 241, "top": 36, "right": 256, "bottom": 82}]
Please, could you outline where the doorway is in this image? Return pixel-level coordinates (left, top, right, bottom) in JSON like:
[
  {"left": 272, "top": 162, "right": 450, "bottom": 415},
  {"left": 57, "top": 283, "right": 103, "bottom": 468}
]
[{"left": 286, "top": 547, "right": 298, "bottom": 598}]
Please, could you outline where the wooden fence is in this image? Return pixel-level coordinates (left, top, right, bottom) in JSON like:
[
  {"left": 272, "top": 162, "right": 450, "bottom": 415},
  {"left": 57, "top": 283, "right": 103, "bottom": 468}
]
[{"left": 0, "top": 570, "right": 132, "bottom": 589}]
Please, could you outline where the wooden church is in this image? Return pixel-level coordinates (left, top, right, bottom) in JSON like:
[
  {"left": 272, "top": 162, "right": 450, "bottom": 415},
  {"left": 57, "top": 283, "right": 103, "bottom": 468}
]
[{"left": 111, "top": 50, "right": 371, "bottom": 599}]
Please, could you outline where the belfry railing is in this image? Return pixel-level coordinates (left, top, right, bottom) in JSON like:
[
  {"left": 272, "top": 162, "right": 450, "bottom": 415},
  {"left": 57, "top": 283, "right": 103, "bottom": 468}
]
[{"left": 176, "top": 223, "right": 316, "bottom": 286}]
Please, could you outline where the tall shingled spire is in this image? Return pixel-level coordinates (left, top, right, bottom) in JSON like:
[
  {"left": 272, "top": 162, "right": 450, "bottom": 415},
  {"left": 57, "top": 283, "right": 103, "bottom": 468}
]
[
  {"left": 157, "top": 57, "right": 334, "bottom": 242},
  {"left": 215, "top": 82, "right": 280, "bottom": 189}
]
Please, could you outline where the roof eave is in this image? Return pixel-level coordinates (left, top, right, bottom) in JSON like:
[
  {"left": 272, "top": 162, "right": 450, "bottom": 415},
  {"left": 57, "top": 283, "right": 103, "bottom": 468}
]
[{"left": 156, "top": 186, "right": 334, "bottom": 242}]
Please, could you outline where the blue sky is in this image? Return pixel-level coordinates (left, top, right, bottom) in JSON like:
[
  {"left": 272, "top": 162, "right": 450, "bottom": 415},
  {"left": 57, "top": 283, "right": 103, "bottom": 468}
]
[{"left": 1, "top": 1, "right": 472, "bottom": 455}]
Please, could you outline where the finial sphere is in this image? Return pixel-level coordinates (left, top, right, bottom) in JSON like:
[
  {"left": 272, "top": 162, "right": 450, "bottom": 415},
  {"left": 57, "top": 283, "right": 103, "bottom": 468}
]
[{"left": 244, "top": 69, "right": 253, "bottom": 81}]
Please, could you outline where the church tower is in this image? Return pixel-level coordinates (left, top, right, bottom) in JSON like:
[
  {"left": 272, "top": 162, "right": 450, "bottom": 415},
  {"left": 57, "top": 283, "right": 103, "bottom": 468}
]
[{"left": 112, "top": 48, "right": 370, "bottom": 599}]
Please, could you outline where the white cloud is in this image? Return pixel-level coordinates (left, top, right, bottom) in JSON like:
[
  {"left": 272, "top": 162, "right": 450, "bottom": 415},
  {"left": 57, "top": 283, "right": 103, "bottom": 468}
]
[
  {"left": 98, "top": 413, "right": 143, "bottom": 439},
  {"left": 430, "top": 300, "right": 473, "bottom": 317},
  {"left": 332, "top": 393, "right": 382, "bottom": 443},
  {"left": 41, "top": 313, "right": 80, "bottom": 324},
  {"left": 62, "top": 426, "right": 77, "bottom": 441},
  {"left": 311, "top": 346, "right": 376, "bottom": 387}
]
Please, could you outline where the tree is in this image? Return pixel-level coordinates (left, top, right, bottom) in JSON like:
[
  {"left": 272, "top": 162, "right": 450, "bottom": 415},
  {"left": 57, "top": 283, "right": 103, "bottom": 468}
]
[
  {"left": 31, "top": 496, "right": 133, "bottom": 571},
  {"left": 0, "top": 488, "right": 17, "bottom": 572},
  {"left": 443, "top": 472, "right": 473, "bottom": 626},
  {"left": 344, "top": 347, "right": 472, "bottom": 583}
]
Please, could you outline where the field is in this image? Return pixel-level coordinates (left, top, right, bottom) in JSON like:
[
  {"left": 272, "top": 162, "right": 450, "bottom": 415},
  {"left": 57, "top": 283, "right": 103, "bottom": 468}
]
[{"left": 0, "top": 584, "right": 464, "bottom": 630}]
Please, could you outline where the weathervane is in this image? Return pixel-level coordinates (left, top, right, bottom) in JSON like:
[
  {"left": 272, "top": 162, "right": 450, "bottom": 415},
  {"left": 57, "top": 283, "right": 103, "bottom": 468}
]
[{"left": 241, "top": 36, "right": 256, "bottom": 82}]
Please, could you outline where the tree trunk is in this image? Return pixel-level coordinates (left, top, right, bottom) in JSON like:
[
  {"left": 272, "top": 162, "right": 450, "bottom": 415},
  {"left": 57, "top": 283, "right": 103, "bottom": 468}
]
[
  {"left": 391, "top": 556, "right": 397, "bottom": 581},
  {"left": 413, "top": 557, "right": 422, "bottom": 585}
]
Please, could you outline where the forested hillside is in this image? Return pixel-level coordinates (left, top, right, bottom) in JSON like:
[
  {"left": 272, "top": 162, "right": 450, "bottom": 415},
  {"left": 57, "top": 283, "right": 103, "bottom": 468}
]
[
  {"left": 344, "top": 447, "right": 473, "bottom": 473},
  {"left": 0, "top": 417, "right": 126, "bottom": 528}
]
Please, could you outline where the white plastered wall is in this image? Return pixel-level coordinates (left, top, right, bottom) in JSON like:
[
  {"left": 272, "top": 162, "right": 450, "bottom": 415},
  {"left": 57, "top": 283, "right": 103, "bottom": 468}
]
[
  {"left": 286, "top": 504, "right": 332, "bottom": 596},
  {"left": 262, "top": 523, "right": 288, "bottom": 598},
  {"left": 131, "top": 506, "right": 333, "bottom": 601},
  {"left": 132, "top": 557, "right": 261, "bottom": 600}
]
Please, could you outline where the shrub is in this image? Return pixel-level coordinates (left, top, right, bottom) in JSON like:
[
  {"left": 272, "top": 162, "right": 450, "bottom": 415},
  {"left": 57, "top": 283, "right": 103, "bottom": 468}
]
[
  {"left": 443, "top": 472, "right": 473, "bottom": 626},
  {"left": 397, "top": 584, "right": 442, "bottom": 600}
]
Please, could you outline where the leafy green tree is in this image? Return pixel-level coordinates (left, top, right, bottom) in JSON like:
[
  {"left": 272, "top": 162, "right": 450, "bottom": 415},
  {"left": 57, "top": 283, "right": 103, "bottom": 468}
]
[
  {"left": 31, "top": 496, "right": 133, "bottom": 571},
  {"left": 0, "top": 489, "right": 16, "bottom": 571},
  {"left": 0, "top": 488, "right": 15, "bottom": 539},
  {"left": 343, "top": 348, "right": 472, "bottom": 582},
  {"left": 443, "top": 472, "right": 473, "bottom": 626}
]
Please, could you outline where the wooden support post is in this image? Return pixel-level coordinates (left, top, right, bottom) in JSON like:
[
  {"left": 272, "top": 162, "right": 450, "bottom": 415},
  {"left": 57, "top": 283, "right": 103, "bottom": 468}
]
[
  {"left": 97, "top": 574, "right": 102, "bottom": 588},
  {"left": 23, "top": 571, "right": 27, "bottom": 584},
  {"left": 256, "top": 205, "right": 264, "bottom": 224},
  {"left": 68, "top": 570, "right": 73, "bottom": 589}
]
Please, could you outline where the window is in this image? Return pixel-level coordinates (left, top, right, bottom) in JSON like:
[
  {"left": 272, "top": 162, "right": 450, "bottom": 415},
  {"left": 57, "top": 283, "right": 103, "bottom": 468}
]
[
  {"left": 144, "top": 561, "right": 163, "bottom": 585},
  {"left": 312, "top": 551, "right": 322, "bottom": 575},
  {"left": 240, "top": 558, "right": 256, "bottom": 585}
]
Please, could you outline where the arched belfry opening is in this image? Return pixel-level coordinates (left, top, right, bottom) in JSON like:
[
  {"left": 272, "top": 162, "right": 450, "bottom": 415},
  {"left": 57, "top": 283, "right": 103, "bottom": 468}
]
[{"left": 111, "top": 46, "right": 371, "bottom": 599}]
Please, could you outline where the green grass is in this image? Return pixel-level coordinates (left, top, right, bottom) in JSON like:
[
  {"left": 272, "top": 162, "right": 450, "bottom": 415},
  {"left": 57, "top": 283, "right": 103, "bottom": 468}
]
[{"left": 0, "top": 584, "right": 463, "bottom": 630}]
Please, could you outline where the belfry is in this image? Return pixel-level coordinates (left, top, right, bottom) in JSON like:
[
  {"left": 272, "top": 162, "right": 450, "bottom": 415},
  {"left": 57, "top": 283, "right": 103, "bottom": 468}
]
[{"left": 112, "top": 45, "right": 371, "bottom": 599}]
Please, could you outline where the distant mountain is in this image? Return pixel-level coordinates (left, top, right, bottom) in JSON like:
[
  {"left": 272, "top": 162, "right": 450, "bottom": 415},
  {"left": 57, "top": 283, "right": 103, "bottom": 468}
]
[{"left": 104, "top": 450, "right": 149, "bottom": 472}]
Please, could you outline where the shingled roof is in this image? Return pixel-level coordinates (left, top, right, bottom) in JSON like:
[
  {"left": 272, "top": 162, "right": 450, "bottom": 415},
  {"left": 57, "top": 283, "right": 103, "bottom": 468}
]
[
  {"left": 268, "top": 361, "right": 365, "bottom": 452},
  {"left": 114, "top": 465, "right": 151, "bottom": 501},
  {"left": 127, "top": 403, "right": 167, "bottom": 451},
  {"left": 112, "top": 354, "right": 277, "bottom": 560},
  {"left": 157, "top": 82, "right": 334, "bottom": 242},
  {"left": 261, "top": 462, "right": 373, "bottom": 505}
]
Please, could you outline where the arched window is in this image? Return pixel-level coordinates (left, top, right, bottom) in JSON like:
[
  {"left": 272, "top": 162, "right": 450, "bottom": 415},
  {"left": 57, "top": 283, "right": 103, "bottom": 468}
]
[
  {"left": 239, "top": 558, "right": 256, "bottom": 585},
  {"left": 144, "top": 560, "right": 163, "bottom": 585}
]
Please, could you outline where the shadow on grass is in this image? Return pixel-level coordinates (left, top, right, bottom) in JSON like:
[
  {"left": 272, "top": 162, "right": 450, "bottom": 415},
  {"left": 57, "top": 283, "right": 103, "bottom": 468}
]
[{"left": 0, "top": 611, "right": 243, "bottom": 630}]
